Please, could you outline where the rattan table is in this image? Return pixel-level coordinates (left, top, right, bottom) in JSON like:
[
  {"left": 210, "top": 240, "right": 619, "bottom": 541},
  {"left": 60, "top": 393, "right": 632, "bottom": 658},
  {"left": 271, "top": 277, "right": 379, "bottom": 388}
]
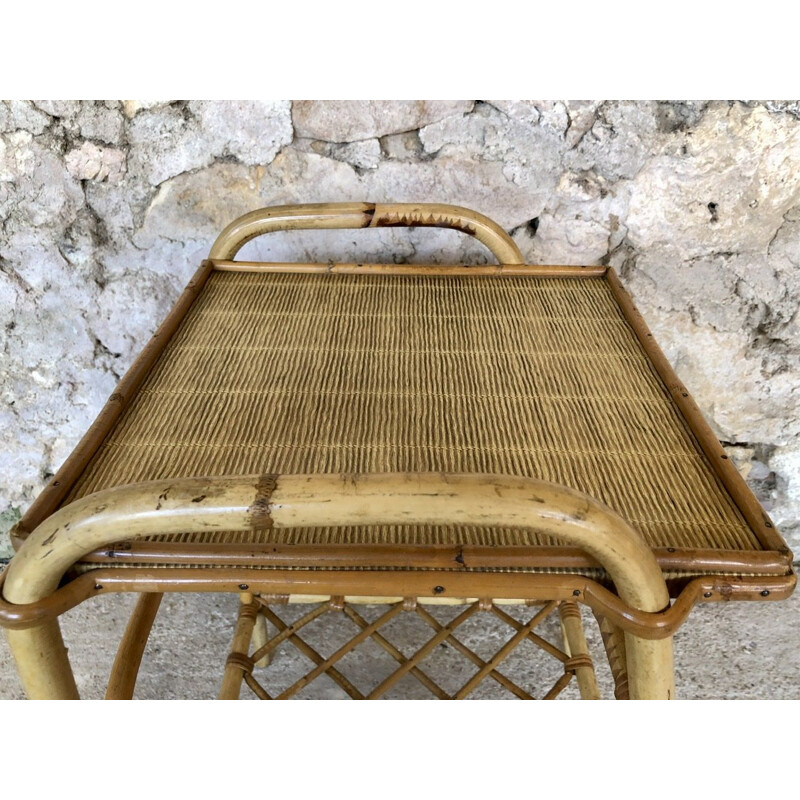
[{"left": 1, "top": 203, "right": 794, "bottom": 699}]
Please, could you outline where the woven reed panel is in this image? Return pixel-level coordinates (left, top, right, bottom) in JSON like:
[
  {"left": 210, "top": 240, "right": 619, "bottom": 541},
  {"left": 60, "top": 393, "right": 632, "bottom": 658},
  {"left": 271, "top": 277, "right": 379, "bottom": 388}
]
[{"left": 64, "top": 272, "right": 759, "bottom": 552}]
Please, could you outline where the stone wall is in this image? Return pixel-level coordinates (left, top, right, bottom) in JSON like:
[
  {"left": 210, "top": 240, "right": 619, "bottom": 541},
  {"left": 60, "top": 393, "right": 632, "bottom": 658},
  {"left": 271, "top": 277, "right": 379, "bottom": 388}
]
[{"left": 1, "top": 100, "right": 798, "bottom": 557}]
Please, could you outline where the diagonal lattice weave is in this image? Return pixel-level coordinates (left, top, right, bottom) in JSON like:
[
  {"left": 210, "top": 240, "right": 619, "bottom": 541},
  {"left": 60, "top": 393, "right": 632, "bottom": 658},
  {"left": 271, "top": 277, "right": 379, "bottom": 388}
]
[{"left": 228, "top": 597, "right": 598, "bottom": 700}]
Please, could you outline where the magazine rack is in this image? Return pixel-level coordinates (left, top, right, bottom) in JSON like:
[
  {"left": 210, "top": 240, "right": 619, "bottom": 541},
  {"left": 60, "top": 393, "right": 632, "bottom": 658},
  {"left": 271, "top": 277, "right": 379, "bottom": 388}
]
[{"left": 1, "top": 202, "right": 794, "bottom": 699}]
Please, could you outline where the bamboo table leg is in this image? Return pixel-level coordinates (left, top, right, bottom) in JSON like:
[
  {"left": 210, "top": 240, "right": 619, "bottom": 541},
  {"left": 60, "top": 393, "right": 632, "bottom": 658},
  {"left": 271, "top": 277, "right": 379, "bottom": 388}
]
[
  {"left": 106, "top": 592, "right": 163, "bottom": 700},
  {"left": 5, "top": 620, "right": 79, "bottom": 700},
  {"left": 219, "top": 593, "right": 258, "bottom": 700},
  {"left": 559, "top": 600, "right": 601, "bottom": 700},
  {"left": 596, "top": 613, "right": 630, "bottom": 700}
]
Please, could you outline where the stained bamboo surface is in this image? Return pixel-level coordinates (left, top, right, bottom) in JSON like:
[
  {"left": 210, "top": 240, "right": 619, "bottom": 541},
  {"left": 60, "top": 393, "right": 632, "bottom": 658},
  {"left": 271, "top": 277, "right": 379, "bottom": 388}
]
[{"left": 56, "top": 271, "right": 758, "bottom": 562}]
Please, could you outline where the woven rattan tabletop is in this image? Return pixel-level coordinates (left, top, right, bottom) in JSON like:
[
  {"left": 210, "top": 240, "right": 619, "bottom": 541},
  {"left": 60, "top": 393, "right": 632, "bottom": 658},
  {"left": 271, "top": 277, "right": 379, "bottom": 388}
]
[{"left": 16, "top": 264, "right": 792, "bottom": 584}]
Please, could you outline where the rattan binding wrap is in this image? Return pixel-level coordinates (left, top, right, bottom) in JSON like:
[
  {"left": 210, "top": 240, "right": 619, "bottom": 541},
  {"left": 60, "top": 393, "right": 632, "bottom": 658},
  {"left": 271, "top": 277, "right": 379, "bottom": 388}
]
[{"left": 59, "top": 271, "right": 757, "bottom": 562}]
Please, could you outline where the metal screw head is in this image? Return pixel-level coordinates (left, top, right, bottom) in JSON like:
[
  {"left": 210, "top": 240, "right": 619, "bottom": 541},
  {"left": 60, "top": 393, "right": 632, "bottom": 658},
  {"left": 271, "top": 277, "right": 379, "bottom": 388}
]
[
  {"left": 433, "top": 585, "right": 445, "bottom": 594},
  {"left": 703, "top": 592, "right": 712, "bottom": 598},
  {"left": 572, "top": 589, "right": 581, "bottom": 597},
  {"left": 760, "top": 590, "right": 770, "bottom": 597},
  {"left": 239, "top": 584, "right": 249, "bottom": 591}
]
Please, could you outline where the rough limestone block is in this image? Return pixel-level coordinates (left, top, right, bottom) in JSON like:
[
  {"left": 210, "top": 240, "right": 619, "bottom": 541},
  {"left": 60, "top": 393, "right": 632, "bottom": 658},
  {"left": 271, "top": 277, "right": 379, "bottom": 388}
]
[
  {"left": 1, "top": 100, "right": 798, "bottom": 558},
  {"left": 65, "top": 141, "right": 126, "bottom": 183},
  {"left": 292, "top": 100, "right": 474, "bottom": 142}
]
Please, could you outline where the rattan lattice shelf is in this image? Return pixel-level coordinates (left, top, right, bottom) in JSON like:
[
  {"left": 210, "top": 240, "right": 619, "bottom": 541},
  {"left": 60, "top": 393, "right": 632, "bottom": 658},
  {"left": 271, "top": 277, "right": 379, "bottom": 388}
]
[{"left": 1, "top": 202, "right": 794, "bottom": 700}]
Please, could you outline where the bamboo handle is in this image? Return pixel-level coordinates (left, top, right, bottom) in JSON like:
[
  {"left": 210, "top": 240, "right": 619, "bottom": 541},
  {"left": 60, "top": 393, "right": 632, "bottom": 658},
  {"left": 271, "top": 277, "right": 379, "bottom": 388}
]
[
  {"left": 4, "top": 473, "right": 673, "bottom": 699},
  {"left": 5, "top": 474, "right": 666, "bottom": 611},
  {"left": 208, "top": 202, "right": 524, "bottom": 264}
]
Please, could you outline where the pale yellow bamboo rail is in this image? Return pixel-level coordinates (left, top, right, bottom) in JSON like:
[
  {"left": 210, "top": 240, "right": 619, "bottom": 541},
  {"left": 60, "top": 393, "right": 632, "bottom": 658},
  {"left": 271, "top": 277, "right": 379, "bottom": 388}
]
[
  {"left": 208, "top": 202, "right": 525, "bottom": 265},
  {"left": 3, "top": 472, "right": 674, "bottom": 700}
]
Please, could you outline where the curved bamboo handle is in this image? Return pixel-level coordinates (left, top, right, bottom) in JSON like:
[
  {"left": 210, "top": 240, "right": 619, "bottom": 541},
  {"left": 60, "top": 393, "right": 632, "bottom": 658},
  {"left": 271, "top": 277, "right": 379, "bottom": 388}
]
[
  {"left": 208, "top": 202, "right": 525, "bottom": 264},
  {"left": 4, "top": 473, "right": 673, "bottom": 699},
  {"left": 4, "top": 473, "right": 665, "bottom": 611}
]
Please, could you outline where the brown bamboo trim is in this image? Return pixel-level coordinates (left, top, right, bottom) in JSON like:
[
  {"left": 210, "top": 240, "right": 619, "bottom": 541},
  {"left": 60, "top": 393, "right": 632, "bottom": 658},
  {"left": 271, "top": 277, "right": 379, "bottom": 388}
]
[
  {"left": 16, "top": 259, "right": 215, "bottom": 539},
  {"left": 211, "top": 260, "right": 607, "bottom": 278},
  {"left": 606, "top": 268, "right": 790, "bottom": 557},
  {"left": 208, "top": 202, "right": 524, "bottom": 265},
  {"left": 225, "top": 652, "right": 256, "bottom": 672},
  {"left": 74, "top": 541, "right": 792, "bottom": 575},
  {"left": 105, "top": 592, "right": 163, "bottom": 699},
  {"left": 1, "top": 567, "right": 793, "bottom": 636}
]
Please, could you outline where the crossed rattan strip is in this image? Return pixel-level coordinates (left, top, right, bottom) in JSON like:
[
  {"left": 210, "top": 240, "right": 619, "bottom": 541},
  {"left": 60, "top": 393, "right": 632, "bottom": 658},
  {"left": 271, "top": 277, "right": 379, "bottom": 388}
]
[
  {"left": 412, "top": 605, "right": 535, "bottom": 699},
  {"left": 452, "top": 601, "right": 562, "bottom": 699},
  {"left": 542, "top": 672, "right": 575, "bottom": 700},
  {"left": 240, "top": 598, "right": 366, "bottom": 699},
  {"left": 342, "top": 605, "right": 451, "bottom": 699},
  {"left": 243, "top": 672, "right": 271, "bottom": 700},
  {"left": 248, "top": 601, "right": 330, "bottom": 660},
  {"left": 258, "top": 605, "right": 365, "bottom": 699},
  {"left": 367, "top": 603, "right": 482, "bottom": 699},
  {"left": 63, "top": 272, "right": 758, "bottom": 554},
  {"left": 367, "top": 601, "right": 577, "bottom": 700},
  {"left": 247, "top": 599, "right": 451, "bottom": 699},
  {"left": 275, "top": 603, "right": 407, "bottom": 699},
  {"left": 239, "top": 599, "right": 580, "bottom": 700},
  {"left": 490, "top": 604, "right": 572, "bottom": 662}
]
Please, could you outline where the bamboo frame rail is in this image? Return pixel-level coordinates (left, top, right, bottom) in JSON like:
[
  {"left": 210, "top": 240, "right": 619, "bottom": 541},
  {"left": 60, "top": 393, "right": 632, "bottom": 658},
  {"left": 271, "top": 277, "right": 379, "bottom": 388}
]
[
  {"left": 208, "top": 202, "right": 525, "bottom": 264},
  {"left": 210, "top": 261, "right": 604, "bottom": 277},
  {"left": 15, "top": 259, "right": 216, "bottom": 538},
  {"left": 1, "top": 565, "right": 792, "bottom": 636},
  {"left": 605, "top": 269, "right": 788, "bottom": 556},
  {"left": 3, "top": 472, "right": 674, "bottom": 699}
]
